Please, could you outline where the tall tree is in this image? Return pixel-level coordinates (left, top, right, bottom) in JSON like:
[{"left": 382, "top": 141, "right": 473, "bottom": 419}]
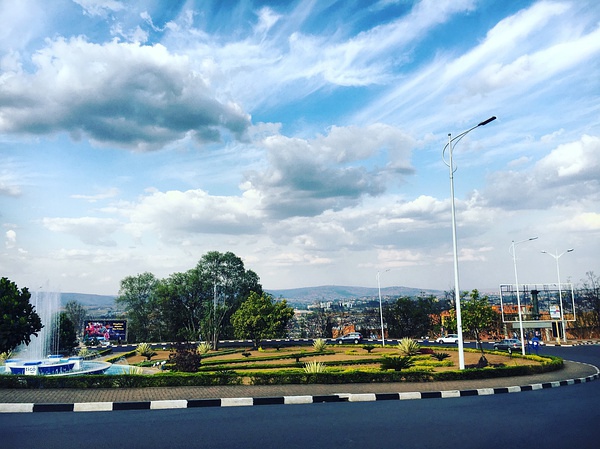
[
  {"left": 0, "top": 277, "right": 43, "bottom": 354},
  {"left": 64, "top": 300, "right": 87, "bottom": 339},
  {"left": 383, "top": 296, "right": 437, "bottom": 339},
  {"left": 57, "top": 312, "right": 78, "bottom": 355},
  {"left": 115, "top": 272, "right": 161, "bottom": 343},
  {"left": 577, "top": 271, "right": 600, "bottom": 337},
  {"left": 195, "top": 251, "right": 262, "bottom": 349},
  {"left": 231, "top": 292, "right": 294, "bottom": 349},
  {"left": 460, "top": 289, "right": 497, "bottom": 366},
  {"left": 156, "top": 269, "right": 206, "bottom": 342}
]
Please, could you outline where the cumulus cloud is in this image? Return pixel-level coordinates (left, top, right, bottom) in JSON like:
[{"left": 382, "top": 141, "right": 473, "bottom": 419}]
[
  {"left": 120, "top": 188, "right": 265, "bottom": 241},
  {"left": 0, "top": 37, "right": 251, "bottom": 151},
  {"left": 245, "top": 124, "right": 414, "bottom": 219},
  {"left": 485, "top": 135, "right": 600, "bottom": 209}
]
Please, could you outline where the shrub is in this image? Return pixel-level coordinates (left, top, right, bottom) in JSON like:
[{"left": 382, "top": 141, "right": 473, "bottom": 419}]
[
  {"left": 313, "top": 338, "right": 327, "bottom": 352},
  {"left": 380, "top": 356, "right": 415, "bottom": 371},
  {"left": 398, "top": 338, "right": 421, "bottom": 356},
  {"left": 303, "top": 361, "right": 326, "bottom": 374},
  {"left": 197, "top": 342, "right": 212, "bottom": 355},
  {"left": 431, "top": 352, "right": 450, "bottom": 361},
  {"left": 168, "top": 344, "right": 202, "bottom": 372},
  {"left": 362, "top": 344, "right": 377, "bottom": 353},
  {"left": 136, "top": 343, "right": 157, "bottom": 361}
]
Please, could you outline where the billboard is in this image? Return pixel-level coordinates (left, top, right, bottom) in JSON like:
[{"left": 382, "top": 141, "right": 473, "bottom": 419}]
[
  {"left": 499, "top": 283, "right": 576, "bottom": 324},
  {"left": 84, "top": 320, "right": 127, "bottom": 342}
]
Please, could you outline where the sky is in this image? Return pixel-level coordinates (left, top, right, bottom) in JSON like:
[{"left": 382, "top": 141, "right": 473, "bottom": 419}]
[{"left": 1, "top": 0, "right": 599, "bottom": 296}]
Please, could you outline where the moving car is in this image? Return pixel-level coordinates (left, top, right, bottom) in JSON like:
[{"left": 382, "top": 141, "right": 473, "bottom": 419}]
[
  {"left": 436, "top": 334, "right": 459, "bottom": 344},
  {"left": 493, "top": 339, "right": 522, "bottom": 351},
  {"left": 336, "top": 332, "right": 363, "bottom": 344}
]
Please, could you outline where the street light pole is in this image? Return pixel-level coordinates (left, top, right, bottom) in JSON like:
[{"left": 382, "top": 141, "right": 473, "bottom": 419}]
[
  {"left": 442, "top": 116, "right": 496, "bottom": 370},
  {"left": 510, "top": 237, "right": 538, "bottom": 355},
  {"left": 376, "top": 269, "right": 390, "bottom": 346},
  {"left": 542, "top": 249, "right": 574, "bottom": 343}
]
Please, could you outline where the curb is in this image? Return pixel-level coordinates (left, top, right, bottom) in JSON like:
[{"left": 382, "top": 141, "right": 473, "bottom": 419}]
[{"left": 1, "top": 366, "right": 598, "bottom": 414}]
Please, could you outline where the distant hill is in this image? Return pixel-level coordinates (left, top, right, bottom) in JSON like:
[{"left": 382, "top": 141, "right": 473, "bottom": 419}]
[
  {"left": 55, "top": 286, "right": 445, "bottom": 312},
  {"left": 266, "top": 285, "right": 444, "bottom": 305},
  {"left": 60, "top": 292, "right": 117, "bottom": 308}
]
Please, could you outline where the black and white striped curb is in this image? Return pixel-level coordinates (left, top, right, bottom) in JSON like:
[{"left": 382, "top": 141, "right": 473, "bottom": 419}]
[{"left": 1, "top": 364, "right": 597, "bottom": 413}]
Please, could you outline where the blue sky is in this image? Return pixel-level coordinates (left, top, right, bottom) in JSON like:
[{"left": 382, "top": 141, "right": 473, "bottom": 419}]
[{"left": 1, "top": 0, "right": 599, "bottom": 295}]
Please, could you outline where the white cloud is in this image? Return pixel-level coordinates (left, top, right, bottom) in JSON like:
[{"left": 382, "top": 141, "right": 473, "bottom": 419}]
[
  {"left": 42, "top": 216, "right": 121, "bottom": 246},
  {"left": 5, "top": 229, "right": 16, "bottom": 248},
  {"left": 0, "top": 37, "right": 251, "bottom": 150}
]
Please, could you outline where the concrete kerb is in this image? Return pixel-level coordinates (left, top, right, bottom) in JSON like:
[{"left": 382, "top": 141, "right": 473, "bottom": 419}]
[{"left": 1, "top": 361, "right": 598, "bottom": 414}]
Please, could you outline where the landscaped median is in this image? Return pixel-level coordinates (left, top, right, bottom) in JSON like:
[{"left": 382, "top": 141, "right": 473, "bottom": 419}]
[{"left": 0, "top": 343, "right": 563, "bottom": 389}]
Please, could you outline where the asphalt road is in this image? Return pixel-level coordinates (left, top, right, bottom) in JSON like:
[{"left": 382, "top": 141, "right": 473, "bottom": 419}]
[{"left": 1, "top": 344, "right": 598, "bottom": 449}]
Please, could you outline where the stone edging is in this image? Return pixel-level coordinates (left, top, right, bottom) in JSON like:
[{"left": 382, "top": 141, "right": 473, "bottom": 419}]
[{"left": 1, "top": 362, "right": 597, "bottom": 414}]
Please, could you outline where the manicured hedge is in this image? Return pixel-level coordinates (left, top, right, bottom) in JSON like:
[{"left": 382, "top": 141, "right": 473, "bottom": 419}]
[{"left": 0, "top": 354, "right": 563, "bottom": 389}]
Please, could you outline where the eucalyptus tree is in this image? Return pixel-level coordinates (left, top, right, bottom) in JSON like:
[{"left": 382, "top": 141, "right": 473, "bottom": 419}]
[
  {"left": 194, "top": 251, "right": 262, "bottom": 349},
  {"left": 63, "top": 300, "right": 87, "bottom": 339},
  {"left": 115, "top": 272, "right": 161, "bottom": 342}
]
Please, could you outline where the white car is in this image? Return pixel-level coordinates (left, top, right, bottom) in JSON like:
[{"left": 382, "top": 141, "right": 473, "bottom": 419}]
[{"left": 437, "top": 334, "right": 459, "bottom": 344}]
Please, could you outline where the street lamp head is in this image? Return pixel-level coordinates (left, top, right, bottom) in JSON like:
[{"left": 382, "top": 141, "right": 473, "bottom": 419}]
[
  {"left": 529, "top": 237, "right": 539, "bottom": 241},
  {"left": 567, "top": 248, "right": 574, "bottom": 253},
  {"left": 478, "top": 116, "right": 497, "bottom": 127}
]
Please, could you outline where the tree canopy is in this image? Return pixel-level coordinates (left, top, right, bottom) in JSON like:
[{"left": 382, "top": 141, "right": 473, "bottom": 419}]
[
  {"left": 0, "top": 277, "right": 43, "bottom": 354},
  {"left": 383, "top": 296, "right": 439, "bottom": 339},
  {"left": 116, "top": 251, "right": 262, "bottom": 347},
  {"left": 231, "top": 292, "right": 294, "bottom": 349}
]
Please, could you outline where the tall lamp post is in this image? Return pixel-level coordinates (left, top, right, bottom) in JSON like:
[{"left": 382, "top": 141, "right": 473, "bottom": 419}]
[
  {"left": 376, "top": 269, "right": 390, "bottom": 346},
  {"left": 442, "top": 116, "right": 496, "bottom": 369},
  {"left": 510, "top": 237, "right": 538, "bottom": 355},
  {"left": 542, "top": 249, "right": 574, "bottom": 343}
]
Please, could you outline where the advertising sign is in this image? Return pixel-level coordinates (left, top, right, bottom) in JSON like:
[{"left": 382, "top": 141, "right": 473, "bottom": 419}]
[
  {"left": 84, "top": 320, "right": 127, "bottom": 341},
  {"left": 549, "top": 305, "right": 561, "bottom": 319}
]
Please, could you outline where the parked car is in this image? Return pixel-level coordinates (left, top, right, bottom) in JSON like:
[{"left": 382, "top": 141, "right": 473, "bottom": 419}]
[
  {"left": 493, "top": 339, "right": 522, "bottom": 351},
  {"left": 336, "top": 332, "right": 363, "bottom": 344},
  {"left": 436, "top": 334, "right": 459, "bottom": 344}
]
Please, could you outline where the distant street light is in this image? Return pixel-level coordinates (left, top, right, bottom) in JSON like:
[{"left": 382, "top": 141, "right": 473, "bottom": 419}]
[
  {"left": 510, "top": 237, "right": 538, "bottom": 355},
  {"left": 442, "top": 116, "right": 496, "bottom": 370},
  {"left": 542, "top": 249, "right": 574, "bottom": 342},
  {"left": 376, "top": 269, "right": 390, "bottom": 346}
]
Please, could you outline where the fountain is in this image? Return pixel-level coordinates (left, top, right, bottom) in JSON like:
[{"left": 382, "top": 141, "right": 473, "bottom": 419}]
[{"left": 2, "top": 290, "right": 111, "bottom": 376}]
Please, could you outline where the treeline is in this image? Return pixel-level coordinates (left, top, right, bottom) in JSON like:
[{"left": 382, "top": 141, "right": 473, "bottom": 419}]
[{"left": 116, "top": 251, "right": 264, "bottom": 347}]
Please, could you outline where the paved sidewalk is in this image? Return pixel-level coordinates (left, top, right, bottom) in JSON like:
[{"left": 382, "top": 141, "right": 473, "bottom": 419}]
[{"left": 0, "top": 360, "right": 597, "bottom": 412}]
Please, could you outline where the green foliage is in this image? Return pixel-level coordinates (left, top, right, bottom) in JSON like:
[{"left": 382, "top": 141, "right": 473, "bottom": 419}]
[
  {"left": 0, "top": 277, "right": 43, "bottom": 354},
  {"left": 380, "top": 356, "right": 415, "bottom": 371},
  {"left": 231, "top": 292, "right": 294, "bottom": 349},
  {"left": 63, "top": 300, "right": 87, "bottom": 338},
  {"left": 136, "top": 342, "right": 157, "bottom": 360},
  {"left": 398, "top": 337, "right": 421, "bottom": 356},
  {"left": 362, "top": 344, "right": 377, "bottom": 353},
  {"left": 197, "top": 342, "right": 212, "bottom": 354},
  {"left": 431, "top": 352, "right": 450, "bottom": 361},
  {"left": 57, "top": 312, "right": 78, "bottom": 355},
  {"left": 116, "top": 272, "right": 160, "bottom": 343},
  {"left": 168, "top": 344, "right": 202, "bottom": 372},
  {"left": 312, "top": 338, "right": 327, "bottom": 352},
  {"left": 461, "top": 289, "right": 498, "bottom": 359},
  {"left": 303, "top": 360, "right": 326, "bottom": 374},
  {"left": 383, "top": 296, "right": 439, "bottom": 338}
]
